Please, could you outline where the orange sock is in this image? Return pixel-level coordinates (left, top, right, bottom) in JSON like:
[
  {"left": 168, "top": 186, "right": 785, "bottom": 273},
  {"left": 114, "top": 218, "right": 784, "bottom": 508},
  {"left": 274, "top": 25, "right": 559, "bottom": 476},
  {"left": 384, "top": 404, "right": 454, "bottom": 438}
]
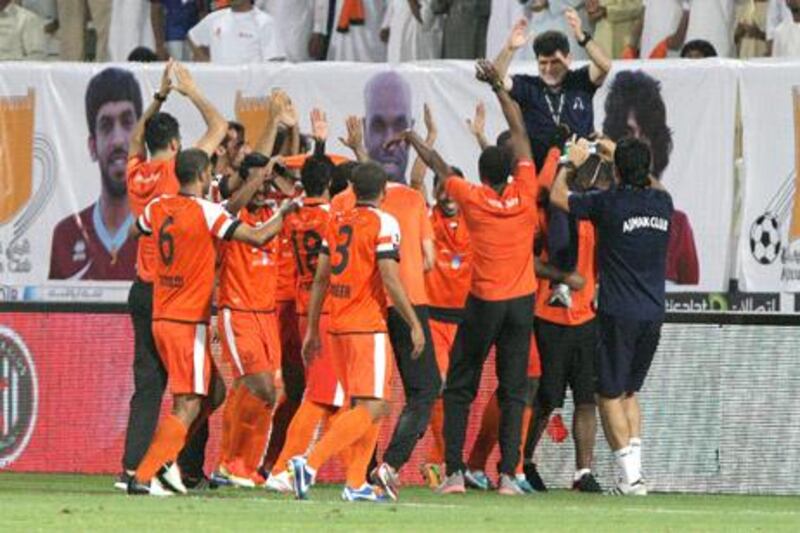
[
  {"left": 272, "top": 400, "right": 331, "bottom": 475},
  {"left": 219, "top": 385, "right": 245, "bottom": 466},
  {"left": 307, "top": 405, "right": 372, "bottom": 472},
  {"left": 516, "top": 405, "right": 534, "bottom": 475},
  {"left": 135, "top": 415, "right": 188, "bottom": 483},
  {"left": 244, "top": 401, "right": 272, "bottom": 473},
  {"left": 345, "top": 421, "right": 380, "bottom": 488},
  {"left": 467, "top": 391, "right": 500, "bottom": 471},
  {"left": 231, "top": 388, "right": 271, "bottom": 472},
  {"left": 323, "top": 408, "right": 352, "bottom": 466},
  {"left": 426, "top": 398, "right": 445, "bottom": 464}
]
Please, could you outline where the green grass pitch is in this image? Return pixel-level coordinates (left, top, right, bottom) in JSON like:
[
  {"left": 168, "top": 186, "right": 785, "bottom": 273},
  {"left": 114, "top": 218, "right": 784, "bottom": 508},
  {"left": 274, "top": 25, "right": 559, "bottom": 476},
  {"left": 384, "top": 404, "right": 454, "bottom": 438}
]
[{"left": 1, "top": 473, "right": 798, "bottom": 532}]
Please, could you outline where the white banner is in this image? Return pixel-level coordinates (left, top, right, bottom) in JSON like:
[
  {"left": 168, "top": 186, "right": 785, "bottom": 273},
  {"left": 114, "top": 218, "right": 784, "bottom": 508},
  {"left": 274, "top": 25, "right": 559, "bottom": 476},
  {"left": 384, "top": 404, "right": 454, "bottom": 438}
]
[
  {"left": 738, "top": 59, "right": 800, "bottom": 293},
  {"left": 0, "top": 60, "right": 737, "bottom": 301}
]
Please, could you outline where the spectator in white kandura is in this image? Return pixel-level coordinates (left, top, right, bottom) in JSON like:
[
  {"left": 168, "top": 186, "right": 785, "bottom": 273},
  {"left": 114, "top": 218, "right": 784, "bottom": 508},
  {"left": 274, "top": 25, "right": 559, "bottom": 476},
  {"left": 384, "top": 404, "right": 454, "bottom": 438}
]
[
  {"left": 20, "top": 0, "right": 57, "bottom": 59},
  {"left": 382, "top": 0, "right": 442, "bottom": 63},
  {"left": 767, "top": 0, "right": 793, "bottom": 50},
  {"left": 773, "top": 0, "right": 800, "bottom": 56},
  {"left": 261, "top": 0, "right": 328, "bottom": 62},
  {"left": 188, "top": 0, "right": 286, "bottom": 64},
  {"left": 685, "top": 0, "right": 746, "bottom": 57},
  {"left": 0, "top": 0, "right": 45, "bottom": 60},
  {"left": 327, "top": 0, "right": 387, "bottom": 62},
  {"left": 634, "top": 0, "right": 688, "bottom": 59},
  {"left": 486, "top": 0, "right": 535, "bottom": 62}
]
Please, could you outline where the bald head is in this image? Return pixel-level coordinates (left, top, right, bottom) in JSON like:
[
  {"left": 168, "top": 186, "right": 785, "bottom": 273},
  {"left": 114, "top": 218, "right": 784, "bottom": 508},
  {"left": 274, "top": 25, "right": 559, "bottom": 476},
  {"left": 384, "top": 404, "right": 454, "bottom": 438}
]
[{"left": 364, "top": 71, "right": 413, "bottom": 184}]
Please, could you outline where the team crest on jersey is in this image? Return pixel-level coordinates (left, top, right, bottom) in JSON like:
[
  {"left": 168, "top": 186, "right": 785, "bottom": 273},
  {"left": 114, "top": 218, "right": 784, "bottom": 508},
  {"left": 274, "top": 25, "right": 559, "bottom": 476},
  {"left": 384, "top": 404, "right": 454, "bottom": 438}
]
[{"left": 0, "top": 327, "right": 39, "bottom": 468}]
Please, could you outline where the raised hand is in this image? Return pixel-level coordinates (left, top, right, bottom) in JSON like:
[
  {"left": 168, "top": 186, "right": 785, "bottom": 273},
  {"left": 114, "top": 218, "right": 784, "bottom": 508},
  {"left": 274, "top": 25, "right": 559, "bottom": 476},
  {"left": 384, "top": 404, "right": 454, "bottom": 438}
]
[
  {"left": 383, "top": 129, "right": 414, "bottom": 152},
  {"left": 172, "top": 62, "right": 199, "bottom": 96},
  {"left": 506, "top": 17, "right": 532, "bottom": 51},
  {"left": 339, "top": 115, "right": 364, "bottom": 151},
  {"left": 475, "top": 59, "right": 502, "bottom": 89},
  {"left": 466, "top": 101, "right": 486, "bottom": 138},
  {"left": 158, "top": 59, "right": 174, "bottom": 98},
  {"left": 310, "top": 108, "right": 328, "bottom": 142},
  {"left": 565, "top": 8, "right": 585, "bottom": 42}
]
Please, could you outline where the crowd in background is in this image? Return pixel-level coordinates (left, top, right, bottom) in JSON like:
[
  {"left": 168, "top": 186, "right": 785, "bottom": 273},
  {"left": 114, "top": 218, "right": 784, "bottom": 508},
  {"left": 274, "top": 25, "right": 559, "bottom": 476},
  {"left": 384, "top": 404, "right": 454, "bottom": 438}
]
[{"left": 2, "top": 0, "right": 800, "bottom": 64}]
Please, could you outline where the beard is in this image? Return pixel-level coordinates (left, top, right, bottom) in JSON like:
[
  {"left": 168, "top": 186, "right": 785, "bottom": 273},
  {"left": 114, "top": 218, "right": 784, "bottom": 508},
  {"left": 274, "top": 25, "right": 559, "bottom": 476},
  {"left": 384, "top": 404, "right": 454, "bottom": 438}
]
[{"left": 101, "top": 168, "right": 127, "bottom": 199}]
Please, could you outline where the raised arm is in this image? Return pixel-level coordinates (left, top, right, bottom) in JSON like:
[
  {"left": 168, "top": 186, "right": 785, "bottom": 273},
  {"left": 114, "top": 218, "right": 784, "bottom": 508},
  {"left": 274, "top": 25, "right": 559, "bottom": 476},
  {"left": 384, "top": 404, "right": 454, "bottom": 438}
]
[
  {"left": 494, "top": 18, "right": 532, "bottom": 84},
  {"left": 388, "top": 130, "right": 452, "bottom": 183},
  {"left": 225, "top": 157, "right": 282, "bottom": 215},
  {"left": 128, "top": 61, "right": 173, "bottom": 159},
  {"left": 565, "top": 8, "right": 611, "bottom": 86},
  {"left": 409, "top": 103, "right": 437, "bottom": 197},
  {"left": 551, "top": 138, "right": 592, "bottom": 212},
  {"left": 466, "top": 101, "right": 489, "bottom": 151},
  {"left": 476, "top": 60, "right": 532, "bottom": 162},
  {"left": 231, "top": 198, "right": 298, "bottom": 247},
  {"left": 171, "top": 63, "right": 227, "bottom": 156},
  {"left": 339, "top": 116, "right": 369, "bottom": 163}
]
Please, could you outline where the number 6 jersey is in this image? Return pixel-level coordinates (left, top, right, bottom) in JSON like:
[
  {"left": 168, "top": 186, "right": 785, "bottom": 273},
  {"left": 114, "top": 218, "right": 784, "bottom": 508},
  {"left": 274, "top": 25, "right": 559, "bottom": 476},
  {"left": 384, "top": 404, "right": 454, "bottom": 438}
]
[
  {"left": 322, "top": 205, "right": 401, "bottom": 335},
  {"left": 137, "top": 194, "right": 239, "bottom": 323}
]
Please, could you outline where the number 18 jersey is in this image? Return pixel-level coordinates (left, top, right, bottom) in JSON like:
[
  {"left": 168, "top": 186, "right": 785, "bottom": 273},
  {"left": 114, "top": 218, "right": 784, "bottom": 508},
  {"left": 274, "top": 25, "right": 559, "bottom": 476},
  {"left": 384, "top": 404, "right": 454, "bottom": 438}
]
[{"left": 322, "top": 205, "right": 401, "bottom": 334}]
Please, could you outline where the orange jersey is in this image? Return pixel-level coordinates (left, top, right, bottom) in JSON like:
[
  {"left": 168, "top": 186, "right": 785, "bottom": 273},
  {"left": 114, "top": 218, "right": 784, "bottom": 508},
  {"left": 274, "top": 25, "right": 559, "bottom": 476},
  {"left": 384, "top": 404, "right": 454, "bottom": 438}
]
[
  {"left": 271, "top": 190, "right": 301, "bottom": 302},
  {"left": 137, "top": 194, "right": 238, "bottom": 323},
  {"left": 127, "top": 156, "right": 179, "bottom": 282},
  {"left": 535, "top": 218, "right": 597, "bottom": 326},
  {"left": 323, "top": 205, "right": 401, "bottom": 334},
  {"left": 218, "top": 206, "right": 280, "bottom": 312},
  {"left": 333, "top": 184, "right": 432, "bottom": 306},
  {"left": 445, "top": 159, "right": 539, "bottom": 302},
  {"left": 281, "top": 197, "right": 332, "bottom": 315},
  {"left": 425, "top": 206, "right": 472, "bottom": 316}
]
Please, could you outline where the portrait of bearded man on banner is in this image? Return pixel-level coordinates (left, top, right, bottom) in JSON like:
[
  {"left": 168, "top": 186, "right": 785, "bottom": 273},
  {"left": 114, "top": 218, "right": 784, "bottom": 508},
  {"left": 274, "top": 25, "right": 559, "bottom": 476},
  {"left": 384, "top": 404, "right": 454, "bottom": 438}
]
[
  {"left": 49, "top": 68, "right": 143, "bottom": 281},
  {"left": 603, "top": 70, "right": 699, "bottom": 286}
]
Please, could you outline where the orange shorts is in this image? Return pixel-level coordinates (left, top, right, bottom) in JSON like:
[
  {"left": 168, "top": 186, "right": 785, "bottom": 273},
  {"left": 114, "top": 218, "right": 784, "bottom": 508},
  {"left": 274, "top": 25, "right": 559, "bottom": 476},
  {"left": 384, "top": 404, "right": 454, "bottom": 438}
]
[
  {"left": 220, "top": 308, "right": 281, "bottom": 379},
  {"left": 430, "top": 319, "right": 458, "bottom": 376},
  {"left": 152, "top": 320, "right": 215, "bottom": 396},
  {"left": 329, "top": 332, "right": 393, "bottom": 400},
  {"left": 528, "top": 331, "right": 542, "bottom": 378},
  {"left": 298, "top": 314, "right": 345, "bottom": 407}
]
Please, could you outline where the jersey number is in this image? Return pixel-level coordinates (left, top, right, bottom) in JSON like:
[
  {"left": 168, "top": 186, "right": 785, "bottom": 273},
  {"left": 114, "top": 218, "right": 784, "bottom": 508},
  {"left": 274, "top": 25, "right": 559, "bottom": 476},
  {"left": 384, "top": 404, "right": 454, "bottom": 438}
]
[
  {"left": 330, "top": 225, "right": 353, "bottom": 275},
  {"left": 158, "top": 216, "right": 175, "bottom": 266},
  {"left": 291, "top": 229, "right": 323, "bottom": 276}
]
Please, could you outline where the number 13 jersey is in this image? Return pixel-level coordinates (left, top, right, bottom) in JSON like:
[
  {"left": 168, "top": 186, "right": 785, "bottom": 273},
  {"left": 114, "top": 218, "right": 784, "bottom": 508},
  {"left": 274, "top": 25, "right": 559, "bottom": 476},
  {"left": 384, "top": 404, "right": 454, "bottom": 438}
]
[
  {"left": 137, "top": 194, "right": 239, "bottom": 323},
  {"left": 322, "top": 205, "right": 401, "bottom": 335}
]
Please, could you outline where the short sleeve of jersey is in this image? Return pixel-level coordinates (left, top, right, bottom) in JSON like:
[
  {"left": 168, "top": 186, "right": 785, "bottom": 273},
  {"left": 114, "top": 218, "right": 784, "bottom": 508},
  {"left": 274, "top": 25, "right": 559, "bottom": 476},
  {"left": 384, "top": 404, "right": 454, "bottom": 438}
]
[
  {"left": 444, "top": 176, "right": 473, "bottom": 206},
  {"left": 513, "top": 159, "right": 538, "bottom": 198},
  {"left": 198, "top": 198, "right": 239, "bottom": 240},
  {"left": 572, "top": 65, "right": 598, "bottom": 95},
  {"left": 569, "top": 189, "right": 606, "bottom": 222},
  {"left": 188, "top": 12, "right": 212, "bottom": 47},
  {"left": 375, "top": 211, "right": 401, "bottom": 261}
]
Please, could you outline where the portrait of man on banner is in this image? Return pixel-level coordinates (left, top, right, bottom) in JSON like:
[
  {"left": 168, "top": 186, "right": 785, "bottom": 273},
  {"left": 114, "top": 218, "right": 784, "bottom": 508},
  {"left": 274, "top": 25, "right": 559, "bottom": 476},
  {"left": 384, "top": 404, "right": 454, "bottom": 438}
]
[
  {"left": 603, "top": 70, "right": 700, "bottom": 286},
  {"left": 48, "top": 68, "right": 143, "bottom": 281}
]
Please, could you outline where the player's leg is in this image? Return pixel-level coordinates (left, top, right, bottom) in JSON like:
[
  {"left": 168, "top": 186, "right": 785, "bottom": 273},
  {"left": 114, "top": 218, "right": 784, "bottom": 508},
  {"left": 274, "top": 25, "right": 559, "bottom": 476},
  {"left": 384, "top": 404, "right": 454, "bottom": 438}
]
[
  {"left": 263, "top": 301, "right": 304, "bottom": 472},
  {"left": 465, "top": 390, "right": 499, "bottom": 490},
  {"left": 421, "top": 318, "right": 455, "bottom": 488},
  {"left": 441, "top": 295, "right": 503, "bottom": 492},
  {"left": 290, "top": 333, "right": 393, "bottom": 501},
  {"left": 120, "top": 280, "right": 167, "bottom": 488},
  {"left": 569, "top": 318, "right": 601, "bottom": 492},
  {"left": 514, "top": 331, "right": 541, "bottom": 494},
  {"left": 378, "top": 306, "right": 440, "bottom": 493},
  {"left": 595, "top": 313, "right": 643, "bottom": 495},
  {"left": 493, "top": 294, "right": 534, "bottom": 496}
]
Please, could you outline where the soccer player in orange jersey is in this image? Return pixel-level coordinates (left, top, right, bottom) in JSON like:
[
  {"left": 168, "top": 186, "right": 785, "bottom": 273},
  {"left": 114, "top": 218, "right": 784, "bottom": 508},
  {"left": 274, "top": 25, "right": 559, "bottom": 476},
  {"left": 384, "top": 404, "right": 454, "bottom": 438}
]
[
  {"left": 290, "top": 162, "right": 425, "bottom": 502},
  {"left": 333, "top": 116, "right": 440, "bottom": 500},
  {"left": 214, "top": 153, "right": 289, "bottom": 488},
  {"left": 119, "top": 61, "right": 227, "bottom": 491},
  {"left": 126, "top": 149, "right": 296, "bottom": 496},
  {"left": 267, "top": 152, "right": 346, "bottom": 493},
  {"left": 394, "top": 60, "right": 540, "bottom": 496}
]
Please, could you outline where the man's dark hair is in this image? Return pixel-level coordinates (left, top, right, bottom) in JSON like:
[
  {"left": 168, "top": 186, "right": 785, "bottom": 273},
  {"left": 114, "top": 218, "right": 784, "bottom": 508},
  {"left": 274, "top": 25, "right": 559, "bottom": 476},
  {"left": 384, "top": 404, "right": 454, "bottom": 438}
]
[
  {"left": 533, "top": 30, "right": 570, "bottom": 58},
  {"left": 478, "top": 146, "right": 512, "bottom": 186},
  {"left": 238, "top": 152, "right": 270, "bottom": 180},
  {"left": 227, "top": 121, "right": 245, "bottom": 142},
  {"left": 301, "top": 155, "right": 334, "bottom": 197},
  {"left": 127, "top": 46, "right": 159, "bottom": 62},
  {"left": 496, "top": 130, "right": 512, "bottom": 150},
  {"left": 352, "top": 162, "right": 387, "bottom": 201},
  {"left": 144, "top": 112, "right": 180, "bottom": 153},
  {"left": 614, "top": 138, "right": 652, "bottom": 188},
  {"left": 331, "top": 161, "right": 357, "bottom": 197},
  {"left": 175, "top": 149, "right": 210, "bottom": 186},
  {"left": 680, "top": 39, "right": 718, "bottom": 58},
  {"left": 85, "top": 67, "right": 143, "bottom": 138},
  {"left": 602, "top": 70, "right": 672, "bottom": 179}
]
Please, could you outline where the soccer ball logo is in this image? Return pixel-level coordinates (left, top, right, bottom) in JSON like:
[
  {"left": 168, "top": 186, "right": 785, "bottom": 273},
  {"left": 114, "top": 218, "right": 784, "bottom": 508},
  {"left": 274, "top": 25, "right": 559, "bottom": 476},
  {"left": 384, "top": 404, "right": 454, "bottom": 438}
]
[{"left": 749, "top": 214, "right": 782, "bottom": 265}]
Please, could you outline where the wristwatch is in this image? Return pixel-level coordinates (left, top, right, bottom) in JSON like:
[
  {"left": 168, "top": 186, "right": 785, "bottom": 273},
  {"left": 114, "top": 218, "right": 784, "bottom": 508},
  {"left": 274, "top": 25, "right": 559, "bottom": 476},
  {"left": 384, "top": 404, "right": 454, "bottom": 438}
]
[
  {"left": 578, "top": 32, "right": 592, "bottom": 48},
  {"left": 154, "top": 92, "right": 167, "bottom": 102}
]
